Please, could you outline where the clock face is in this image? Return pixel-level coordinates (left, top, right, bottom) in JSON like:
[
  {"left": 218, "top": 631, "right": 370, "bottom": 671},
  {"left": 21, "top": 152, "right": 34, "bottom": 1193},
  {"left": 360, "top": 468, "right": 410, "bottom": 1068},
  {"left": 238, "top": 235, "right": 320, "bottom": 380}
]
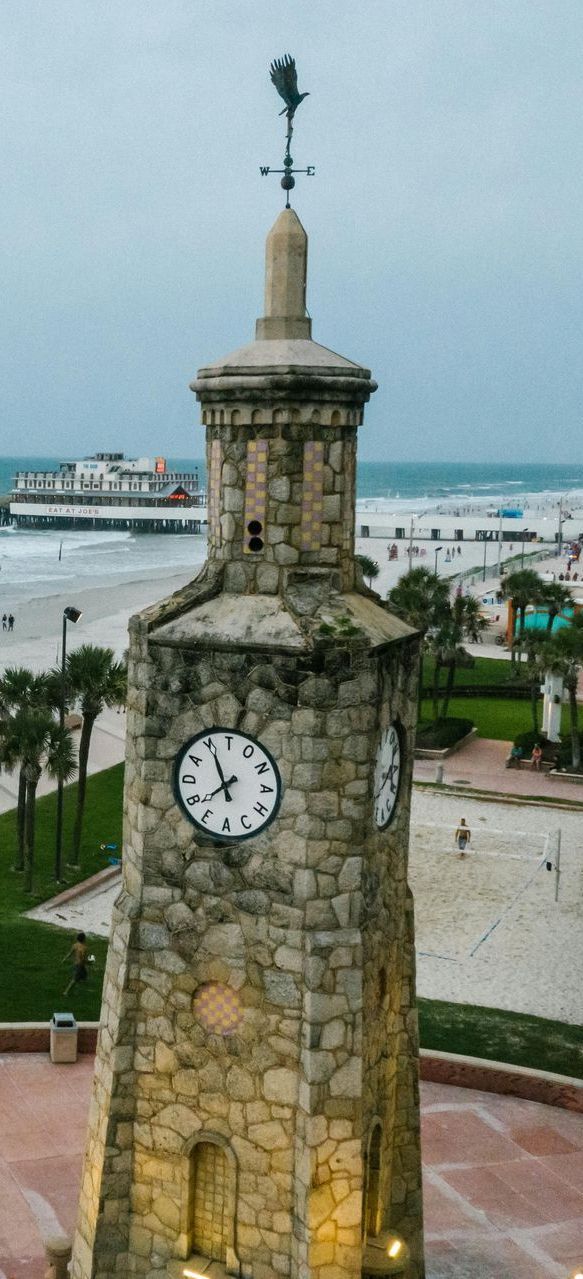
[
  {"left": 174, "top": 727, "right": 282, "bottom": 841},
  {"left": 373, "top": 722, "right": 402, "bottom": 829}
]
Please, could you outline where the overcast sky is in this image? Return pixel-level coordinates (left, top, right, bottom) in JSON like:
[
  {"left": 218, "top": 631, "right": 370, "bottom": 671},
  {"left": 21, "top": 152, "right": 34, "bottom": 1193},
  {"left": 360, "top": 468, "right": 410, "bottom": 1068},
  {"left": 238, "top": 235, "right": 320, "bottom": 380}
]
[{"left": 1, "top": 0, "right": 582, "bottom": 463}]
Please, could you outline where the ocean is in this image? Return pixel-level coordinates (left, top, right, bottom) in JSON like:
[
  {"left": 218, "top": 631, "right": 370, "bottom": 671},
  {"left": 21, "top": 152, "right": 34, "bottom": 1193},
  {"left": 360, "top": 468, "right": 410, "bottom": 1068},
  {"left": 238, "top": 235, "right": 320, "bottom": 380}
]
[
  {"left": 3, "top": 457, "right": 583, "bottom": 504},
  {"left": 1, "top": 455, "right": 582, "bottom": 604}
]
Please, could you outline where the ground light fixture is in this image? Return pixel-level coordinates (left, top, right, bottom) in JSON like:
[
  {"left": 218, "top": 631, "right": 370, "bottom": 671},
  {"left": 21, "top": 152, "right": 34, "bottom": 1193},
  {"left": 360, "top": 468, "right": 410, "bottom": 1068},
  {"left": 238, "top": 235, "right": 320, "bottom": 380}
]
[
  {"left": 55, "top": 604, "right": 83, "bottom": 880},
  {"left": 362, "top": 1231, "right": 411, "bottom": 1275}
]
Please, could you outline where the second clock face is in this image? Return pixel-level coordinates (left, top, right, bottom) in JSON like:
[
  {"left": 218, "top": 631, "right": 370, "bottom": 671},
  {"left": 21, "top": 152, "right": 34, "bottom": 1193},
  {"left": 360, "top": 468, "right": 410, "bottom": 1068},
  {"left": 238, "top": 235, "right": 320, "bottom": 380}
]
[
  {"left": 373, "top": 722, "right": 402, "bottom": 829},
  {"left": 174, "top": 727, "right": 282, "bottom": 841}
]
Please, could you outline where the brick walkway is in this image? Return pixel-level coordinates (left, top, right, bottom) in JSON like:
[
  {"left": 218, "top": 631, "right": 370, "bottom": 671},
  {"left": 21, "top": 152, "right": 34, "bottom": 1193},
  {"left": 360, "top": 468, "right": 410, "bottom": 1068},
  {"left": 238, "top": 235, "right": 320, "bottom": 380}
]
[
  {"left": 0, "top": 1056, "right": 581, "bottom": 1278},
  {"left": 415, "top": 735, "right": 583, "bottom": 803}
]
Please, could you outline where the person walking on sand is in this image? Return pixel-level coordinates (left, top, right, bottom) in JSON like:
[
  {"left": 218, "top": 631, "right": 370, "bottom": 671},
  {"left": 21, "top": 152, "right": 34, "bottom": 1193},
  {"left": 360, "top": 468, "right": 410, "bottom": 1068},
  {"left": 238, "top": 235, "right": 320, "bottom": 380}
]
[
  {"left": 7, "top": 614, "right": 14, "bottom": 632},
  {"left": 62, "top": 931, "right": 88, "bottom": 995},
  {"left": 1, "top": 615, "right": 6, "bottom": 631},
  {"left": 455, "top": 817, "right": 471, "bottom": 858}
]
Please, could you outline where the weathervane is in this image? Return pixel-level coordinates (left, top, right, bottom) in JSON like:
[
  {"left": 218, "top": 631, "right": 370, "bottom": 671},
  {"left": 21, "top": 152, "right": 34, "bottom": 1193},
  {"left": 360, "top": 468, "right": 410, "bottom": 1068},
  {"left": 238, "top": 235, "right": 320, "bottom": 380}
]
[{"left": 260, "top": 54, "right": 315, "bottom": 208}]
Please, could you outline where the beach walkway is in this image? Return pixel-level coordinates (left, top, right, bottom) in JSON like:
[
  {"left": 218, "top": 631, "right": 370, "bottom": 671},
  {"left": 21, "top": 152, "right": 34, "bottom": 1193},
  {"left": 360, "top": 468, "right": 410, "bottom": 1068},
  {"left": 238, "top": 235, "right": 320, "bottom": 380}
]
[
  {"left": 414, "top": 736, "right": 583, "bottom": 802},
  {"left": 0, "top": 1054, "right": 580, "bottom": 1279}
]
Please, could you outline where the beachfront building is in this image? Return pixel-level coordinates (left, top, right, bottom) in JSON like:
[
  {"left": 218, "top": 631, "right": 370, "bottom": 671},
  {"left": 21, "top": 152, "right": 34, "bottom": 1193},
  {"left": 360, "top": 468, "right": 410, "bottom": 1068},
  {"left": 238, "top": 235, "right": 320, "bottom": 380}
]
[{"left": 9, "top": 452, "right": 208, "bottom": 532}]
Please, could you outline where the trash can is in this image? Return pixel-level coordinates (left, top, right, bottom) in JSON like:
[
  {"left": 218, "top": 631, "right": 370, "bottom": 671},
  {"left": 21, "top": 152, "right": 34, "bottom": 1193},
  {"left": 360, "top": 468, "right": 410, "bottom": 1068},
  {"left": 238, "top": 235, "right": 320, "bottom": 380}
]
[{"left": 50, "top": 1013, "right": 78, "bottom": 1064}]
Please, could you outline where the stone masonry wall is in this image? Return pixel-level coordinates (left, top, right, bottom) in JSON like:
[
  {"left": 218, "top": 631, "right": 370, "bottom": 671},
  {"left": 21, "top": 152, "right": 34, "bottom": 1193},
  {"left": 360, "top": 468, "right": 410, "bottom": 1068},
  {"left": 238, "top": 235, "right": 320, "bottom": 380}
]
[
  {"left": 72, "top": 599, "right": 423, "bottom": 1279},
  {"left": 204, "top": 416, "right": 358, "bottom": 594}
]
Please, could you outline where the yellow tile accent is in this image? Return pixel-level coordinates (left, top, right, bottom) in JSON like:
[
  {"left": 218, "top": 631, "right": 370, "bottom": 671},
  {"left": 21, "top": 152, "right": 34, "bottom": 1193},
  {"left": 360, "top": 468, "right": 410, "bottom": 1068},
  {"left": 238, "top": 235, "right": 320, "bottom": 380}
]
[
  {"left": 244, "top": 439, "right": 268, "bottom": 550},
  {"left": 301, "top": 441, "right": 325, "bottom": 550},
  {"left": 209, "top": 439, "right": 222, "bottom": 549}
]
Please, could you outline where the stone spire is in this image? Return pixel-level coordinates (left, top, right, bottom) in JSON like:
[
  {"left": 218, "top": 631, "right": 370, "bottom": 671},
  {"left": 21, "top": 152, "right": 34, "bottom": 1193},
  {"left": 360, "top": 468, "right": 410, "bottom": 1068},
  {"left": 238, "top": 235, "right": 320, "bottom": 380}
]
[
  {"left": 256, "top": 207, "right": 311, "bottom": 340},
  {"left": 192, "top": 209, "right": 377, "bottom": 593}
]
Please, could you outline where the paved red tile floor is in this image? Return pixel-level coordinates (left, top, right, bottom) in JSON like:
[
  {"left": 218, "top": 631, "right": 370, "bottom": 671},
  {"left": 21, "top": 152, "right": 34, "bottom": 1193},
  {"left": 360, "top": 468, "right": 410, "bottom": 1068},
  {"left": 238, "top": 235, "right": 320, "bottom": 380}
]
[
  {"left": 0, "top": 1057, "right": 581, "bottom": 1278},
  {"left": 414, "top": 735, "right": 583, "bottom": 802}
]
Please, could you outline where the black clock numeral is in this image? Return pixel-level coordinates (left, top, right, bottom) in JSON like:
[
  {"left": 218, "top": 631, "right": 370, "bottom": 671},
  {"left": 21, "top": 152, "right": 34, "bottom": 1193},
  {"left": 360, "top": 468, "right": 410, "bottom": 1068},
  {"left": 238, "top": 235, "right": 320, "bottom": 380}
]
[
  {"left": 243, "top": 744, "right": 254, "bottom": 759},
  {"left": 254, "top": 760, "right": 268, "bottom": 775},
  {"left": 188, "top": 754, "right": 202, "bottom": 767},
  {"left": 182, "top": 774, "right": 197, "bottom": 785},
  {"left": 186, "top": 794, "right": 201, "bottom": 807},
  {"left": 259, "top": 783, "right": 274, "bottom": 794},
  {"left": 241, "top": 815, "right": 251, "bottom": 829},
  {"left": 201, "top": 809, "right": 213, "bottom": 824},
  {"left": 222, "top": 818, "right": 231, "bottom": 833},
  {"left": 253, "top": 802, "right": 268, "bottom": 817}
]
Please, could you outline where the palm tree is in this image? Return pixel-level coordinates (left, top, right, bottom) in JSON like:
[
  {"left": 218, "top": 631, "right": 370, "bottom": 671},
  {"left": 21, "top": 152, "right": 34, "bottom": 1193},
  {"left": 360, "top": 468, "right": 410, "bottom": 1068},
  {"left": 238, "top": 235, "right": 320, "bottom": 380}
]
[
  {"left": 387, "top": 568, "right": 450, "bottom": 703},
  {"left": 0, "top": 668, "right": 58, "bottom": 871},
  {"left": 542, "top": 620, "right": 583, "bottom": 770},
  {"left": 0, "top": 710, "right": 76, "bottom": 892},
  {"left": 63, "top": 645, "right": 127, "bottom": 866},
  {"left": 540, "top": 581, "right": 572, "bottom": 634},
  {"left": 439, "top": 595, "right": 489, "bottom": 721},
  {"left": 356, "top": 554, "right": 380, "bottom": 588},
  {"left": 502, "top": 569, "right": 544, "bottom": 669},
  {"left": 523, "top": 634, "right": 547, "bottom": 735}
]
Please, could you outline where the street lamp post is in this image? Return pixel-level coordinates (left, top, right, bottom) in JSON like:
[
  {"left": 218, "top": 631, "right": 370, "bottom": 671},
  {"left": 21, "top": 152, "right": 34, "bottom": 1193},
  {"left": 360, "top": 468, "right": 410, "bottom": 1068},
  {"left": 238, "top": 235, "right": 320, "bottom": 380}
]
[
  {"left": 407, "top": 514, "right": 418, "bottom": 572},
  {"left": 497, "top": 508, "right": 503, "bottom": 579},
  {"left": 434, "top": 545, "right": 443, "bottom": 575},
  {"left": 482, "top": 539, "right": 488, "bottom": 583},
  {"left": 54, "top": 605, "right": 82, "bottom": 881}
]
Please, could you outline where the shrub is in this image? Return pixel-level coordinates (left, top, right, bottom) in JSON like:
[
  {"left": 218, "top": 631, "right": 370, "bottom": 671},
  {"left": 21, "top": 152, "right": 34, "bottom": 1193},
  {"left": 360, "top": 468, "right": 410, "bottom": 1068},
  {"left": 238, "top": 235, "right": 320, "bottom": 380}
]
[
  {"left": 416, "top": 717, "right": 474, "bottom": 749},
  {"left": 513, "top": 729, "right": 558, "bottom": 763}
]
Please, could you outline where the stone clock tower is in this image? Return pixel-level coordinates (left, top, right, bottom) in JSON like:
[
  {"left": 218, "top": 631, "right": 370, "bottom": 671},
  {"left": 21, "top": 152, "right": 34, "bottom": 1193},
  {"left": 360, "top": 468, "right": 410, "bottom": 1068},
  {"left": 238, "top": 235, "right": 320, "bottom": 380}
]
[{"left": 72, "top": 208, "right": 425, "bottom": 1279}]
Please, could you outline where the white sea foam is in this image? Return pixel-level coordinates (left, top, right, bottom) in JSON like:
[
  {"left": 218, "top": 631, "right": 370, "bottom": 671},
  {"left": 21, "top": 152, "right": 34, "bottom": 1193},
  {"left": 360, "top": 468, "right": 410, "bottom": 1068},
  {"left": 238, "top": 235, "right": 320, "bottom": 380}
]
[{"left": 0, "top": 528, "right": 206, "bottom": 599}]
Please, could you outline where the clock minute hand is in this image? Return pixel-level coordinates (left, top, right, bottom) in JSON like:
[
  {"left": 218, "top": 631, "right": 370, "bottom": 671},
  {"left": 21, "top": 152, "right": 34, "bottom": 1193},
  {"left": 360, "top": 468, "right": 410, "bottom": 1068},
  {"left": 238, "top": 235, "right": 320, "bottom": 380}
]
[{"left": 208, "top": 741, "right": 234, "bottom": 802}]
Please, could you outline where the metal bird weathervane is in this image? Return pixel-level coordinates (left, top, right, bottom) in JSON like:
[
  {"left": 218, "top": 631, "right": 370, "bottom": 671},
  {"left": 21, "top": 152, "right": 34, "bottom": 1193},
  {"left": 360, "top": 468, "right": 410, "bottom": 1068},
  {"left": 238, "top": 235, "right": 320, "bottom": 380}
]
[{"left": 261, "top": 54, "right": 314, "bottom": 208}]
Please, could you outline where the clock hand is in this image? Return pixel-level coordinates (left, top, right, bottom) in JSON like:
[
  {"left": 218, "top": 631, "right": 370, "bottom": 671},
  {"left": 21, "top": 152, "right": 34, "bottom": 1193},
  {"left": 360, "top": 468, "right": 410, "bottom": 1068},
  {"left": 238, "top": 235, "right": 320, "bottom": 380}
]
[
  {"left": 201, "top": 776, "right": 238, "bottom": 803},
  {"left": 208, "top": 743, "right": 234, "bottom": 802}
]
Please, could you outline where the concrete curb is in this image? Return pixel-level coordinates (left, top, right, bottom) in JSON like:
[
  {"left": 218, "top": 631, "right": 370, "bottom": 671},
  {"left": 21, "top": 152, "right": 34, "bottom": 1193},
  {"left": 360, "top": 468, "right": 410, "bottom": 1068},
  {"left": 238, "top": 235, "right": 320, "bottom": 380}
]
[
  {"left": 413, "top": 779, "right": 583, "bottom": 811},
  {"left": 420, "top": 1048, "right": 583, "bottom": 1113},
  {"left": 0, "top": 1023, "right": 98, "bottom": 1053},
  {"left": 414, "top": 728, "right": 477, "bottom": 760},
  {"left": 0, "top": 1029, "right": 579, "bottom": 1115},
  {"left": 37, "top": 864, "right": 121, "bottom": 910}
]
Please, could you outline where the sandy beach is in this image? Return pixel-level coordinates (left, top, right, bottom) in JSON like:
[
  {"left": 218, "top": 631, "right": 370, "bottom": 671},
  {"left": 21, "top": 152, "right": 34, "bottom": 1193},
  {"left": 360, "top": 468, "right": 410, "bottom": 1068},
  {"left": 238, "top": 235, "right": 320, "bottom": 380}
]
[
  {"left": 0, "top": 528, "right": 557, "bottom": 677},
  {"left": 0, "top": 568, "right": 194, "bottom": 674}
]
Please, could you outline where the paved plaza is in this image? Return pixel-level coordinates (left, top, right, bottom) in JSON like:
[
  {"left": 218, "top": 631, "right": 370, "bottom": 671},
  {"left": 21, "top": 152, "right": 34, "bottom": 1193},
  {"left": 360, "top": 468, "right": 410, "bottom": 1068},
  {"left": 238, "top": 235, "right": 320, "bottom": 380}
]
[
  {"left": 414, "top": 735, "right": 583, "bottom": 803},
  {"left": 0, "top": 1056, "right": 580, "bottom": 1278}
]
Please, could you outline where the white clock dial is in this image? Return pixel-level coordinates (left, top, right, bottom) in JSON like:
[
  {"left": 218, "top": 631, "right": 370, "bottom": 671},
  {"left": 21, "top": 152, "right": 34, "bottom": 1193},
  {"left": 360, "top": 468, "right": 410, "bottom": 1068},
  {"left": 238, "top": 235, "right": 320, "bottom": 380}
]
[
  {"left": 373, "top": 722, "right": 402, "bottom": 829},
  {"left": 174, "top": 727, "right": 282, "bottom": 841}
]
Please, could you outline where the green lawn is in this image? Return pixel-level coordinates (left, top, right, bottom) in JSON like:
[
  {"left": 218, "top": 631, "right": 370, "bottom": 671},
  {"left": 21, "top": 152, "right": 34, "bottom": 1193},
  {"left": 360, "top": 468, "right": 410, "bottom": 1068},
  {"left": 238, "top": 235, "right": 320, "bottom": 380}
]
[
  {"left": 0, "top": 764, "right": 123, "bottom": 1020},
  {"left": 420, "top": 696, "right": 571, "bottom": 742},
  {"left": 424, "top": 654, "right": 515, "bottom": 689},
  {"left": 419, "top": 998, "right": 583, "bottom": 1079}
]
